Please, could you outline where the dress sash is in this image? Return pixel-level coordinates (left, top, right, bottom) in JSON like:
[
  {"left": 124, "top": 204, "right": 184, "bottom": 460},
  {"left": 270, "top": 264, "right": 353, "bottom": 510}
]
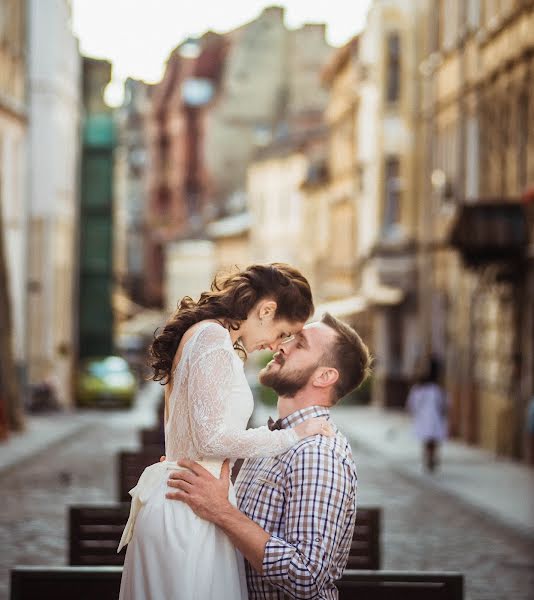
[{"left": 117, "top": 459, "right": 224, "bottom": 553}]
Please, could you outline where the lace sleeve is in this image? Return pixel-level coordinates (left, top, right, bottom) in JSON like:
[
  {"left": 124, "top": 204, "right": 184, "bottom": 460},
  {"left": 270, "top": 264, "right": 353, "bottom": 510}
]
[{"left": 187, "top": 346, "right": 298, "bottom": 459}]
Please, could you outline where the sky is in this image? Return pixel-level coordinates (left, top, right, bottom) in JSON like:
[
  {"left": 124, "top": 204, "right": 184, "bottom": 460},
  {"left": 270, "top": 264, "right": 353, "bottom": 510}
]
[{"left": 71, "top": 0, "right": 372, "bottom": 105}]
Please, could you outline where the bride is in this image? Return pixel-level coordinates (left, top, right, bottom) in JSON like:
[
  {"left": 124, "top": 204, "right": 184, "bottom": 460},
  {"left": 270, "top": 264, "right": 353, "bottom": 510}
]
[{"left": 118, "top": 263, "right": 332, "bottom": 599}]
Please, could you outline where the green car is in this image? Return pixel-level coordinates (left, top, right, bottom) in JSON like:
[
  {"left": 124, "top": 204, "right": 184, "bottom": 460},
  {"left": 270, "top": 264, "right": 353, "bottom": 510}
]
[{"left": 77, "top": 356, "right": 138, "bottom": 408}]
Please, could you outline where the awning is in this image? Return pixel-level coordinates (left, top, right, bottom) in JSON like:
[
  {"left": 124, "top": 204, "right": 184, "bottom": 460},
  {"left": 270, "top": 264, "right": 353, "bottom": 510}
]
[
  {"left": 206, "top": 212, "right": 251, "bottom": 239},
  {"left": 364, "top": 283, "right": 404, "bottom": 307},
  {"left": 313, "top": 295, "right": 368, "bottom": 321}
]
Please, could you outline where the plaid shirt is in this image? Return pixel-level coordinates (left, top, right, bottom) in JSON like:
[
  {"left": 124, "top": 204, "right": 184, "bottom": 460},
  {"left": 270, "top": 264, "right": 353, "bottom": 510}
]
[{"left": 234, "top": 406, "right": 357, "bottom": 599}]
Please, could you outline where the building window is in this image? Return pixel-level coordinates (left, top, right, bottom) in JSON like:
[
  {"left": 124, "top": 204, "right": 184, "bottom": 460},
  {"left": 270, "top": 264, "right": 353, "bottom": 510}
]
[
  {"left": 157, "top": 187, "right": 170, "bottom": 213},
  {"left": 465, "top": 115, "right": 479, "bottom": 199},
  {"left": 159, "top": 133, "right": 170, "bottom": 174},
  {"left": 386, "top": 32, "right": 401, "bottom": 104},
  {"left": 357, "top": 163, "right": 365, "bottom": 193},
  {"left": 383, "top": 156, "right": 401, "bottom": 230},
  {"left": 518, "top": 92, "right": 529, "bottom": 190}
]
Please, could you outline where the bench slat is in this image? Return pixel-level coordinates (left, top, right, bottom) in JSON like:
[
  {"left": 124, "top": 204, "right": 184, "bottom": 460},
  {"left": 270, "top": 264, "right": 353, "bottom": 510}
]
[
  {"left": 11, "top": 567, "right": 463, "bottom": 600},
  {"left": 69, "top": 504, "right": 129, "bottom": 566},
  {"left": 117, "top": 451, "right": 161, "bottom": 502},
  {"left": 68, "top": 502, "right": 381, "bottom": 568},
  {"left": 350, "top": 506, "right": 381, "bottom": 569},
  {"left": 337, "top": 570, "right": 463, "bottom": 600},
  {"left": 10, "top": 567, "right": 123, "bottom": 600},
  {"left": 139, "top": 427, "right": 165, "bottom": 449}
]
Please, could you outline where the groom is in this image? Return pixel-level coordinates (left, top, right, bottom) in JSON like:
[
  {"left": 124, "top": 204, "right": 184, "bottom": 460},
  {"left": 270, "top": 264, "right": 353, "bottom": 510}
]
[{"left": 167, "top": 312, "right": 371, "bottom": 599}]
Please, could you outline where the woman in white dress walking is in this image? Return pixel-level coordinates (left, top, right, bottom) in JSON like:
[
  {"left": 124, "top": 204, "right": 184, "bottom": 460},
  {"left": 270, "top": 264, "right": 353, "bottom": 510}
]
[
  {"left": 118, "top": 263, "right": 331, "bottom": 599},
  {"left": 407, "top": 357, "right": 448, "bottom": 473}
]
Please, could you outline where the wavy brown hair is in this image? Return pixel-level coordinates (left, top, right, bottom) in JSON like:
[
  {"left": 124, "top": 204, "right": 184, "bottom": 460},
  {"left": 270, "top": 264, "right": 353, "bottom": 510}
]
[{"left": 149, "top": 263, "right": 314, "bottom": 384}]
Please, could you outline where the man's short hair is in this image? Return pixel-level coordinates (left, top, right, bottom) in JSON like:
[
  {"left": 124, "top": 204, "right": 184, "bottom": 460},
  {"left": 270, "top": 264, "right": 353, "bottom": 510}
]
[{"left": 320, "top": 312, "right": 372, "bottom": 403}]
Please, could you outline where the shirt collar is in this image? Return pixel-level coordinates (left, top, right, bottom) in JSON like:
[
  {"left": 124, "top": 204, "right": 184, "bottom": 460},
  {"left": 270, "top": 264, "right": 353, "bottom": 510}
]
[{"left": 271, "top": 405, "right": 331, "bottom": 430}]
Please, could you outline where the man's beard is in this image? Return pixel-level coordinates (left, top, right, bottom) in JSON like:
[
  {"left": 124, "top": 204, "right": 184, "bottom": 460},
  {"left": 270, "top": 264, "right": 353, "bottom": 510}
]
[{"left": 259, "top": 359, "right": 317, "bottom": 398}]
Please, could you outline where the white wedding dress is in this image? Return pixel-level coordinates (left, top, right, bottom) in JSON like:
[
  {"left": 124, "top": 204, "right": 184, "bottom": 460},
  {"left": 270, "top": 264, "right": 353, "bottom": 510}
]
[{"left": 118, "top": 321, "right": 298, "bottom": 600}]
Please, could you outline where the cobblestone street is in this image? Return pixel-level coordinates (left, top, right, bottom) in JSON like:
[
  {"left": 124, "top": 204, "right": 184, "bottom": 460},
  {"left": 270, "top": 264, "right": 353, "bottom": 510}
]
[
  {"left": 0, "top": 412, "right": 139, "bottom": 599},
  {"left": 354, "top": 443, "right": 534, "bottom": 600},
  {"left": 1, "top": 408, "right": 533, "bottom": 600}
]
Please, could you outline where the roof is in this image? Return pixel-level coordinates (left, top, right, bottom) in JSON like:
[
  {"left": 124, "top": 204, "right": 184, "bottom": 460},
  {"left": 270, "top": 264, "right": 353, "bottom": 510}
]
[{"left": 321, "top": 35, "right": 359, "bottom": 86}]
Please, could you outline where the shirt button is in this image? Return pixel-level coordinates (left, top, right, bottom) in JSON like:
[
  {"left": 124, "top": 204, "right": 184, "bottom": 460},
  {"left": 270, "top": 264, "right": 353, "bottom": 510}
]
[{"left": 315, "top": 537, "right": 321, "bottom": 542}]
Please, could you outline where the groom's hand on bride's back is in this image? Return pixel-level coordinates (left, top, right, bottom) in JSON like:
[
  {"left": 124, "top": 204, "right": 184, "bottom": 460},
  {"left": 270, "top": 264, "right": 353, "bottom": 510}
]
[{"left": 166, "top": 459, "right": 232, "bottom": 523}]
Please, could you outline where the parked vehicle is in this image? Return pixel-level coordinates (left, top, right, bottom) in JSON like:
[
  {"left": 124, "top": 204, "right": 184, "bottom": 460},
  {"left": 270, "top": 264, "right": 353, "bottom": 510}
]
[
  {"left": 77, "top": 356, "right": 137, "bottom": 408},
  {"left": 115, "top": 333, "right": 149, "bottom": 380}
]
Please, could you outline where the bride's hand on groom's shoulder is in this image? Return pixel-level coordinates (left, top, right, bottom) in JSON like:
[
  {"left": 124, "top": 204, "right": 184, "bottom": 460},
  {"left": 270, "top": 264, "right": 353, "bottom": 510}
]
[
  {"left": 166, "top": 459, "right": 232, "bottom": 524},
  {"left": 294, "top": 417, "right": 335, "bottom": 440}
]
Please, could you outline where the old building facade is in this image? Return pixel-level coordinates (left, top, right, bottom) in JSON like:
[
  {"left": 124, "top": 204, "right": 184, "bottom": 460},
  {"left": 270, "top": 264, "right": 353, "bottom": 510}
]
[
  {"left": 0, "top": 0, "right": 28, "bottom": 387},
  {"left": 204, "top": 8, "right": 331, "bottom": 213},
  {"left": 319, "top": 37, "right": 360, "bottom": 302},
  {"left": 203, "top": 7, "right": 288, "bottom": 209},
  {"left": 146, "top": 7, "right": 332, "bottom": 307},
  {"left": 205, "top": 212, "right": 251, "bottom": 274},
  {"left": 114, "top": 78, "right": 151, "bottom": 307},
  {"left": 247, "top": 132, "right": 318, "bottom": 270},
  {"left": 26, "top": 0, "right": 81, "bottom": 407},
  {"left": 417, "top": 0, "right": 534, "bottom": 459},
  {"left": 0, "top": 0, "right": 27, "bottom": 430},
  {"left": 145, "top": 33, "right": 227, "bottom": 307},
  {"left": 351, "top": 0, "right": 421, "bottom": 407}
]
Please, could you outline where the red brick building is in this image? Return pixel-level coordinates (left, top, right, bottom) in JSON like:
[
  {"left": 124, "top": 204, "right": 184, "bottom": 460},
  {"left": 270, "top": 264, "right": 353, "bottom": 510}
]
[{"left": 144, "top": 33, "right": 227, "bottom": 306}]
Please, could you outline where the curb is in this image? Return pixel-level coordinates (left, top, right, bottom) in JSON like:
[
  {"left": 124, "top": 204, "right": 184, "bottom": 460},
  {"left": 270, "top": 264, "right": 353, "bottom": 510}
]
[{"left": 0, "top": 418, "right": 94, "bottom": 478}]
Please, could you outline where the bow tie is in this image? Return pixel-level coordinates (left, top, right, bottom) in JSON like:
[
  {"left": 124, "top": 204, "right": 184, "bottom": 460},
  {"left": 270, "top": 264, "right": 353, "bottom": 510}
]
[{"left": 267, "top": 416, "right": 283, "bottom": 431}]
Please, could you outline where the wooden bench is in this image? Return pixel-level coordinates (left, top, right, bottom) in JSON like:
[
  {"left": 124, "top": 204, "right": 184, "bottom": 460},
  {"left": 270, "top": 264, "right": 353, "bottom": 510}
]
[
  {"left": 67, "top": 500, "right": 380, "bottom": 570},
  {"left": 118, "top": 450, "right": 161, "bottom": 502},
  {"left": 118, "top": 451, "right": 244, "bottom": 501},
  {"left": 157, "top": 395, "right": 165, "bottom": 419},
  {"left": 10, "top": 566, "right": 122, "bottom": 600},
  {"left": 69, "top": 504, "right": 129, "bottom": 566},
  {"left": 348, "top": 506, "right": 381, "bottom": 570},
  {"left": 337, "top": 570, "right": 463, "bottom": 600},
  {"left": 11, "top": 567, "right": 463, "bottom": 600},
  {"left": 139, "top": 426, "right": 164, "bottom": 449}
]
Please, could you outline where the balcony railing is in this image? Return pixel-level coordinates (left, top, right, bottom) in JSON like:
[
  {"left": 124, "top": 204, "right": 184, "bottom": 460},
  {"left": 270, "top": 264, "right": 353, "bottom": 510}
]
[{"left": 449, "top": 200, "right": 529, "bottom": 266}]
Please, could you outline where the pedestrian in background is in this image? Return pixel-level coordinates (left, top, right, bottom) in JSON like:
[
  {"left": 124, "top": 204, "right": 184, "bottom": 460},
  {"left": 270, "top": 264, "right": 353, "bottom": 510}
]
[{"left": 407, "top": 357, "right": 448, "bottom": 472}]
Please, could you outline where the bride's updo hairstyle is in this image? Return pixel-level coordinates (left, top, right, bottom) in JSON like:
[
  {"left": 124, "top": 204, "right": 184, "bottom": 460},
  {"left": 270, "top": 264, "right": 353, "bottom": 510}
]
[{"left": 149, "top": 263, "right": 314, "bottom": 384}]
